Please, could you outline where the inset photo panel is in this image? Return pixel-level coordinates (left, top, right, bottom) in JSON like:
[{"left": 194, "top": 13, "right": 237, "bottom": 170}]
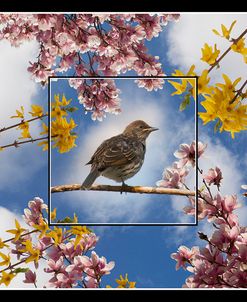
[{"left": 49, "top": 76, "right": 198, "bottom": 226}]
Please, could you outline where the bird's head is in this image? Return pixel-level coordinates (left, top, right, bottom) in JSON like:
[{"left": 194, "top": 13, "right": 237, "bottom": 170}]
[{"left": 123, "top": 120, "right": 159, "bottom": 140}]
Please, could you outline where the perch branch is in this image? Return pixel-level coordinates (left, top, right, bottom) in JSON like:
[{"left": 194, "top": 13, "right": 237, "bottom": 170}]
[{"left": 51, "top": 184, "right": 195, "bottom": 196}]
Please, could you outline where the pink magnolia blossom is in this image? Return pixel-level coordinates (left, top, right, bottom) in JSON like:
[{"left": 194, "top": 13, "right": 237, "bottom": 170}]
[
  {"left": 174, "top": 141, "right": 207, "bottom": 168},
  {"left": 221, "top": 194, "right": 240, "bottom": 213},
  {"left": 156, "top": 162, "right": 189, "bottom": 189},
  {"left": 90, "top": 251, "right": 115, "bottom": 276},
  {"left": 23, "top": 270, "right": 37, "bottom": 284},
  {"left": 171, "top": 246, "right": 199, "bottom": 271},
  {"left": 203, "top": 167, "right": 223, "bottom": 189},
  {"left": 183, "top": 196, "right": 208, "bottom": 220},
  {"left": 44, "top": 256, "right": 65, "bottom": 273},
  {"left": 23, "top": 197, "right": 47, "bottom": 226}
]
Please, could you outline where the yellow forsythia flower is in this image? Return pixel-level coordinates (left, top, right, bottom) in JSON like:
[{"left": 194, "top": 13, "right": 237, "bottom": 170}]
[
  {"left": 0, "top": 238, "right": 9, "bottom": 249},
  {"left": 216, "top": 74, "right": 241, "bottom": 97},
  {"left": 40, "top": 123, "right": 48, "bottom": 136},
  {"left": 51, "top": 208, "right": 57, "bottom": 221},
  {"left": 69, "top": 226, "right": 91, "bottom": 248},
  {"left": 47, "top": 227, "right": 63, "bottom": 246},
  {"left": 11, "top": 106, "right": 24, "bottom": 119},
  {"left": 18, "top": 122, "right": 31, "bottom": 139},
  {"left": 201, "top": 43, "right": 220, "bottom": 65},
  {"left": 195, "top": 69, "right": 213, "bottom": 96},
  {"left": 168, "top": 65, "right": 196, "bottom": 96},
  {"left": 0, "top": 252, "right": 11, "bottom": 267},
  {"left": 21, "top": 240, "right": 40, "bottom": 264},
  {"left": 0, "top": 271, "right": 16, "bottom": 286},
  {"left": 51, "top": 117, "right": 77, "bottom": 153},
  {"left": 33, "top": 219, "right": 49, "bottom": 238},
  {"left": 51, "top": 105, "right": 67, "bottom": 119},
  {"left": 6, "top": 219, "right": 26, "bottom": 242},
  {"left": 212, "top": 20, "right": 236, "bottom": 40},
  {"left": 231, "top": 38, "right": 247, "bottom": 64},
  {"left": 199, "top": 77, "right": 247, "bottom": 139},
  {"left": 115, "top": 274, "right": 136, "bottom": 288},
  {"left": 29, "top": 104, "right": 44, "bottom": 117}
]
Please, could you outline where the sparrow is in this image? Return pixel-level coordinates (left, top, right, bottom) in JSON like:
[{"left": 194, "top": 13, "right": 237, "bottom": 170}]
[{"left": 81, "top": 120, "right": 158, "bottom": 190}]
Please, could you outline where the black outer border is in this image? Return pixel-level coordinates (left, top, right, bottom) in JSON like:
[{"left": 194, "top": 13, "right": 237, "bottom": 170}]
[{"left": 48, "top": 75, "right": 198, "bottom": 227}]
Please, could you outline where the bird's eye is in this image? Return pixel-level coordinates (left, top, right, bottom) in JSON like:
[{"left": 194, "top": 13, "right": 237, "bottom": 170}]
[{"left": 140, "top": 125, "right": 143, "bottom": 128}]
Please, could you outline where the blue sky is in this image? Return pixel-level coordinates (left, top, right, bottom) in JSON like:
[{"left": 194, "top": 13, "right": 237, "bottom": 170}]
[{"left": 0, "top": 13, "right": 247, "bottom": 288}]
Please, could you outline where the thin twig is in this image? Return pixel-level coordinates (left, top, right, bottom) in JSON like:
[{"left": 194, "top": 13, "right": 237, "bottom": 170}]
[
  {"left": 208, "top": 28, "right": 247, "bottom": 73},
  {"left": 229, "top": 79, "right": 247, "bottom": 104},
  {"left": 3, "top": 230, "right": 38, "bottom": 244},
  {"left": 1, "top": 136, "right": 48, "bottom": 150},
  {"left": 0, "top": 114, "right": 48, "bottom": 133},
  {"left": 51, "top": 184, "right": 195, "bottom": 196}
]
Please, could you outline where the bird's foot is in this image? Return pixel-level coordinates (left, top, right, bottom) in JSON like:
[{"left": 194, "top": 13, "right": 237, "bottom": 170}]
[{"left": 120, "top": 181, "right": 129, "bottom": 195}]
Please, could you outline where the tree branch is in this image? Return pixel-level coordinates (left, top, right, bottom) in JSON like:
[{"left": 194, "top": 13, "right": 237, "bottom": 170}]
[
  {"left": 208, "top": 28, "right": 247, "bottom": 73},
  {"left": 0, "top": 114, "right": 48, "bottom": 133},
  {"left": 229, "top": 79, "right": 247, "bottom": 104},
  {"left": 51, "top": 184, "right": 195, "bottom": 196},
  {"left": 0, "top": 136, "right": 48, "bottom": 150}
]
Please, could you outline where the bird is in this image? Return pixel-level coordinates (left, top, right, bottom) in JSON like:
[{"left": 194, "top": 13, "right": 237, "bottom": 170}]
[{"left": 81, "top": 120, "right": 158, "bottom": 190}]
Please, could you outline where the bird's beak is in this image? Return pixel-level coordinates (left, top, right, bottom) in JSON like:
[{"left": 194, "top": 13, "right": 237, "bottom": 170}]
[{"left": 148, "top": 127, "right": 159, "bottom": 132}]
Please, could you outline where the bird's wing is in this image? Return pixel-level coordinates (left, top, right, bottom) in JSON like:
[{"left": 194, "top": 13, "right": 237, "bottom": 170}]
[{"left": 89, "top": 135, "right": 142, "bottom": 170}]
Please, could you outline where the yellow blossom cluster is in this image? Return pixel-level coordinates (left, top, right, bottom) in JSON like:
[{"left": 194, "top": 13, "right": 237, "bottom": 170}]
[
  {"left": 6, "top": 94, "right": 78, "bottom": 153},
  {"left": 107, "top": 273, "right": 136, "bottom": 288},
  {"left": 212, "top": 20, "right": 247, "bottom": 63},
  {"left": 168, "top": 20, "right": 247, "bottom": 138},
  {"left": 10, "top": 105, "right": 44, "bottom": 139},
  {"left": 201, "top": 43, "right": 220, "bottom": 65},
  {"left": 0, "top": 208, "right": 91, "bottom": 287},
  {"left": 199, "top": 74, "right": 247, "bottom": 138},
  {"left": 168, "top": 65, "right": 213, "bottom": 99},
  {"left": 38, "top": 94, "right": 78, "bottom": 153}
]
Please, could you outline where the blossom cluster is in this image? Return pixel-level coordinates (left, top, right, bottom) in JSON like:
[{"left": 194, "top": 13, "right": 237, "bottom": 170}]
[
  {"left": 0, "top": 14, "right": 179, "bottom": 121},
  {"left": 69, "top": 78, "right": 121, "bottom": 121},
  {"left": 1, "top": 94, "right": 78, "bottom": 153},
  {"left": 10, "top": 104, "right": 44, "bottom": 140},
  {"left": 157, "top": 141, "right": 247, "bottom": 288},
  {"left": 156, "top": 141, "right": 207, "bottom": 189},
  {"left": 0, "top": 197, "right": 116, "bottom": 288},
  {"left": 49, "top": 94, "right": 78, "bottom": 153},
  {"left": 168, "top": 20, "right": 247, "bottom": 138}
]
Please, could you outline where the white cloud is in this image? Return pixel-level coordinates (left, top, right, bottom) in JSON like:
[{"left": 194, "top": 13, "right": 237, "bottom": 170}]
[
  {"left": 0, "top": 40, "right": 38, "bottom": 128},
  {"left": 166, "top": 13, "right": 247, "bottom": 83},
  {"left": 0, "top": 206, "right": 49, "bottom": 288},
  {"left": 0, "top": 40, "right": 46, "bottom": 191}
]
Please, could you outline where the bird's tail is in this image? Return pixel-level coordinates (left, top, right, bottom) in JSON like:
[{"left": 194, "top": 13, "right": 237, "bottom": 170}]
[{"left": 81, "top": 169, "right": 100, "bottom": 190}]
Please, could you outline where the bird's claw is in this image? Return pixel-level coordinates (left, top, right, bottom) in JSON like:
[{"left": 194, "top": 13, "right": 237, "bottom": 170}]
[{"left": 120, "top": 182, "right": 129, "bottom": 195}]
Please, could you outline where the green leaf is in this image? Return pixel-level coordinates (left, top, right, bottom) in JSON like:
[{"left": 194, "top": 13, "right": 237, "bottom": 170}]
[
  {"left": 179, "top": 94, "right": 191, "bottom": 111},
  {"left": 214, "top": 119, "right": 221, "bottom": 133},
  {"left": 65, "top": 106, "right": 78, "bottom": 113},
  {"left": 13, "top": 268, "right": 30, "bottom": 274}
]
